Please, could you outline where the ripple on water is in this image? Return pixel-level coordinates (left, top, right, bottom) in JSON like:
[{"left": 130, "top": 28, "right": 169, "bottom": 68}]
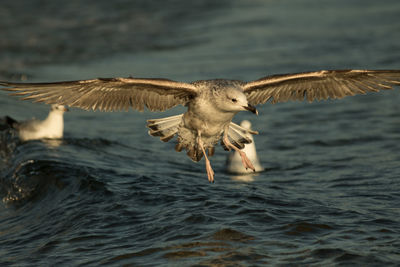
[
  {"left": 102, "top": 228, "right": 268, "bottom": 265},
  {"left": 283, "top": 221, "right": 334, "bottom": 236}
]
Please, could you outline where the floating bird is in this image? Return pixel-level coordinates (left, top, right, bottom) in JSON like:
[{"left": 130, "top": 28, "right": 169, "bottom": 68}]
[
  {"left": 226, "top": 120, "right": 264, "bottom": 174},
  {"left": 3, "top": 104, "right": 68, "bottom": 141},
  {"left": 1, "top": 69, "right": 400, "bottom": 182}
]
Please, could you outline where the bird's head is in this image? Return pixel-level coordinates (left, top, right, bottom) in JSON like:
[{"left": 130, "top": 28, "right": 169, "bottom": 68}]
[
  {"left": 216, "top": 85, "right": 258, "bottom": 115},
  {"left": 51, "top": 104, "right": 69, "bottom": 113}
]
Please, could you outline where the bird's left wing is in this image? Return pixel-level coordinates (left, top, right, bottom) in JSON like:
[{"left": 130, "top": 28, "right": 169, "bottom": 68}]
[
  {"left": 0, "top": 77, "right": 198, "bottom": 112},
  {"left": 243, "top": 70, "right": 400, "bottom": 105}
]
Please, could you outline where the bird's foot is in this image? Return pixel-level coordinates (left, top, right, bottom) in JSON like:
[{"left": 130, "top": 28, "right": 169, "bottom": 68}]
[
  {"left": 205, "top": 159, "right": 215, "bottom": 183},
  {"left": 239, "top": 151, "right": 255, "bottom": 172}
]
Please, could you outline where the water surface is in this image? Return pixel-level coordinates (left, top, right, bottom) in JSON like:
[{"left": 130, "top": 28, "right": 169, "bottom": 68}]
[{"left": 1, "top": 0, "right": 400, "bottom": 265}]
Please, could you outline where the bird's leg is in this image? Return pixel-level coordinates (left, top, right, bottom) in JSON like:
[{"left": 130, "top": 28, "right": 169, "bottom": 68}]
[
  {"left": 223, "top": 134, "right": 255, "bottom": 172},
  {"left": 197, "top": 132, "right": 214, "bottom": 183}
]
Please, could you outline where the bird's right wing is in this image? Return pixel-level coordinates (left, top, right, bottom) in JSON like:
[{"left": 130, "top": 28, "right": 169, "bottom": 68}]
[{"left": 0, "top": 77, "right": 199, "bottom": 112}]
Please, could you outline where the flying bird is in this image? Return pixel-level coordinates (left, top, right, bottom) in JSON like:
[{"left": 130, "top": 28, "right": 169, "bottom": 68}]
[
  {"left": 3, "top": 104, "right": 68, "bottom": 141},
  {"left": 1, "top": 69, "right": 400, "bottom": 182}
]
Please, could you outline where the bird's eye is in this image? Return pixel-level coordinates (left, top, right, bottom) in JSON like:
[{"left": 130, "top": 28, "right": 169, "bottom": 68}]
[{"left": 231, "top": 98, "right": 237, "bottom": 103}]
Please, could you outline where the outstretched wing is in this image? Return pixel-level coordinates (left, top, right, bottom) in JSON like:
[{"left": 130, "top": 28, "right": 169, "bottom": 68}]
[
  {"left": 0, "top": 77, "right": 198, "bottom": 112},
  {"left": 243, "top": 70, "right": 400, "bottom": 105}
]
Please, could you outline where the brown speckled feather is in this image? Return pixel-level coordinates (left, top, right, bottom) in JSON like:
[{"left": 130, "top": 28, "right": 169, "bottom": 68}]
[
  {"left": 243, "top": 70, "right": 400, "bottom": 105},
  {"left": 0, "top": 78, "right": 198, "bottom": 112}
]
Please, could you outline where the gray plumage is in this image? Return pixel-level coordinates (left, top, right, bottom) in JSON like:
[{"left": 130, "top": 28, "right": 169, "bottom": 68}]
[{"left": 1, "top": 69, "right": 400, "bottom": 182}]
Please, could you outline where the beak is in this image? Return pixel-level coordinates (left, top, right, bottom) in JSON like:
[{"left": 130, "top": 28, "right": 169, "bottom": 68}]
[
  {"left": 63, "top": 106, "right": 69, "bottom": 112},
  {"left": 244, "top": 104, "right": 258, "bottom": 115}
]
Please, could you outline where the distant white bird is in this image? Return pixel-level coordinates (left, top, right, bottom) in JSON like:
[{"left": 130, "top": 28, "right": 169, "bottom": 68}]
[
  {"left": 4, "top": 104, "right": 68, "bottom": 141},
  {"left": 226, "top": 120, "right": 264, "bottom": 174},
  {"left": 1, "top": 69, "right": 400, "bottom": 182}
]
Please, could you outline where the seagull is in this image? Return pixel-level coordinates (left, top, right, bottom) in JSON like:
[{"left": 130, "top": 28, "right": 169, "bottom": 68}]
[
  {"left": 1, "top": 69, "right": 400, "bottom": 182},
  {"left": 226, "top": 120, "right": 264, "bottom": 174},
  {"left": 3, "top": 104, "right": 68, "bottom": 141}
]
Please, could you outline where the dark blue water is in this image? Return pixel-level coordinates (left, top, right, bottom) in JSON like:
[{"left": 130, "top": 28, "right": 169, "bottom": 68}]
[{"left": 1, "top": 0, "right": 400, "bottom": 265}]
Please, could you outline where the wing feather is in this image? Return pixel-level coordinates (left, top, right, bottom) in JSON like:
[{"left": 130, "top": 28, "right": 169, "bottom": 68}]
[
  {"left": 0, "top": 77, "right": 198, "bottom": 112},
  {"left": 244, "top": 70, "right": 400, "bottom": 105}
]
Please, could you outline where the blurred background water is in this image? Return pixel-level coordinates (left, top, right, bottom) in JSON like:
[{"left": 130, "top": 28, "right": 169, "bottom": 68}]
[{"left": 1, "top": 0, "right": 400, "bottom": 265}]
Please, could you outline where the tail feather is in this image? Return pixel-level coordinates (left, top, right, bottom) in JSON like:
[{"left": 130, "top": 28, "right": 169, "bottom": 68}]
[
  {"left": 222, "top": 122, "right": 258, "bottom": 150},
  {"left": 147, "top": 114, "right": 183, "bottom": 142},
  {"left": 186, "top": 145, "right": 203, "bottom": 162},
  {"left": 160, "top": 133, "right": 175, "bottom": 142},
  {"left": 148, "top": 114, "right": 206, "bottom": 162},
  {"left": 175, "top": 143, "right": 184, "bottom": 152},
  {"left": 208, "top": 147, "right": 215, "bottom": 157},
  {"left": 147, "top": 115, "right": 256, "bottom": 163},
  {"left": 147, "top": 114, "right": 183, "bottom": 125}
]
